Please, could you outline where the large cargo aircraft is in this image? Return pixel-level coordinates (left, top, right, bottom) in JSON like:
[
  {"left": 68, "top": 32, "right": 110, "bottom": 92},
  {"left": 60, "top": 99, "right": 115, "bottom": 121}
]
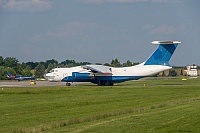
[{"left": 44, "top": 41, "right": 181, "bottom": 86}]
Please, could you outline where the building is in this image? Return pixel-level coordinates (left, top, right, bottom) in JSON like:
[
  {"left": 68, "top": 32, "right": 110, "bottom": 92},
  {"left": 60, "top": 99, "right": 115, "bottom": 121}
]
[{"left": 184, "top": 65, "right": 198, "bottom": 76}]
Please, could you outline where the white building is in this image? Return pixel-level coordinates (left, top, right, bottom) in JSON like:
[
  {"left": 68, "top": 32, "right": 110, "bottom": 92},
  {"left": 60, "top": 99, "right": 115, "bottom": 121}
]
[{"left": 184, "top": 65, "right": 198, "bottom": 76}]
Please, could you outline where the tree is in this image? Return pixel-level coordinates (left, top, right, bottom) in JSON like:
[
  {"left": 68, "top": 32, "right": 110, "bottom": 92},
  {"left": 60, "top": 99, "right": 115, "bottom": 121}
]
[
  {"left": 133, "top": 62, "right": 139, "bottom": 66},
  {"left": 104, "top": 63, "right": 111, "bottom": 66},
  {"left": 111, "top": 58, "right": 121, "bottom": 67},
  {"left": 26, "top": 62, "right": 39, "bottom": 69},
  {"left": 77, "top": 61, "right": 91, "bottom": 66},
  {"left": 122, "top": 60, "right": 132, "bottom": 67},
  {"left": 0, "top": 66, "right": 5, "bottom": 80},
  {"left": 4, "top": 57, "right": 19, "bottom": 68},
  {"left": 21, "top": 66, "right": 32, "bottom": 76},
  {"left": 95, "top": 63, "right": 102, "bottom": 65},
  {"left": 60, "top": 60, "right": 76, "bottom": 66},
  {"left": 0, "top": 56, "right": 4, "bottom": 66},
  {"left": 46, "top": 59, "right": 58, "bottom": 66},
  {"left": 35, "top": 63, "right": 45, "bottom": 78},
  {"left": 15, "top": 63, "right": 23, "bottom": 75},
  {"left": 46, "top": 63, "right": 54, "bottom": 73}
]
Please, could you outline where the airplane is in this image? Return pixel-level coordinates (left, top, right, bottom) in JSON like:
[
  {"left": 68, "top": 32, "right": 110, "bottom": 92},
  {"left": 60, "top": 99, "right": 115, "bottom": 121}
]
[
  {"left": 44, "top": 40, "right": 181, "bottom": 86},
  {"left": 6, "top": 71, "right": 35, "bottom": 81}
]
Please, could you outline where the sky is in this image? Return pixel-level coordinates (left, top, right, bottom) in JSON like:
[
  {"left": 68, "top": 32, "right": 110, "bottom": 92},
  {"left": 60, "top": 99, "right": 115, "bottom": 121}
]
[{"left": 0, "top": 0, "right": 200, "bottom": 66}]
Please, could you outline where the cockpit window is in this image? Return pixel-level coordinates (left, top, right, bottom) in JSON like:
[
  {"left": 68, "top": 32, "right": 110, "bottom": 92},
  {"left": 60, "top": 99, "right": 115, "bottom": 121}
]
[{"left": 49, "top": 69, "right": 58, "bottom": 73}]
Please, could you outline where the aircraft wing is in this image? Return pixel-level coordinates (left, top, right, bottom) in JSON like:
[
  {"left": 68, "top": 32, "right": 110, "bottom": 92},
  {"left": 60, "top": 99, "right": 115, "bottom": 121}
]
[{"left": 82, "top": 65, "right": 112, "bottom": 75}]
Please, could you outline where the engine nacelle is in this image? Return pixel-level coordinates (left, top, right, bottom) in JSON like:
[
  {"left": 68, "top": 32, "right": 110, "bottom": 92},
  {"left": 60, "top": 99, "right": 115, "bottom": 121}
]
[{"left": 72, "top": 72, "right": 94, "bottom": 79}]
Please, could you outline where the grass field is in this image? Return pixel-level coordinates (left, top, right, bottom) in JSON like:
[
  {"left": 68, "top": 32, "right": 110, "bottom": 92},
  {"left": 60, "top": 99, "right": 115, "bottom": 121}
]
[{"left": 1, "top": 77, "right": 200, "bottom": 133}]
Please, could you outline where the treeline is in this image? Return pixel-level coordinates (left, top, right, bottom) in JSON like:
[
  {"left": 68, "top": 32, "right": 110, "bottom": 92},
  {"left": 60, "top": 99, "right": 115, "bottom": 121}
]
[{"left": 0, "top": 56, "right": 139, "bottom": 80}]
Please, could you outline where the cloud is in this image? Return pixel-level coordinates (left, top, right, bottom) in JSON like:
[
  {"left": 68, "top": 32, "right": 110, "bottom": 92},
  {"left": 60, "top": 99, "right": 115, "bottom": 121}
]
[
  {"left": 82, "top": 0, "right": 180, "bottom": 4},
  {"left": 143, "top": 24, "right": 186, "bottom": 35},
  {"left": 31, "top": 21, "right": 99, "bottom": 41},
  {"left": 47, "top": 21, "right": 97, "bottom": 38},
  {"left": 0, "top": 0, "right": 52, "bottom": 12}
]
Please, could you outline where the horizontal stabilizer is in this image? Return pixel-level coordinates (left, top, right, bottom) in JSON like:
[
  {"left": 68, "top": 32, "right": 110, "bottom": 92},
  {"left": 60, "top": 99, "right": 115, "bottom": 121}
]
[{"left": 151, "top": 41, "right": 181, "bottom": 45}]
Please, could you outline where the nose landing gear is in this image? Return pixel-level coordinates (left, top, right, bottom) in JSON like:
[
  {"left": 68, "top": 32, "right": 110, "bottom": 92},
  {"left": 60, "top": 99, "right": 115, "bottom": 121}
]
[{"left": 66, "top": 82, "right": 71, "bottom": 86}]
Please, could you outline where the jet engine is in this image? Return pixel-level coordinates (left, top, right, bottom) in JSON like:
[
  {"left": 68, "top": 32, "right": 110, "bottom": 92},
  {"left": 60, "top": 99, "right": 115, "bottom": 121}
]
[{"left": 72, "top": 72, "right": 94, "bottom": 79}]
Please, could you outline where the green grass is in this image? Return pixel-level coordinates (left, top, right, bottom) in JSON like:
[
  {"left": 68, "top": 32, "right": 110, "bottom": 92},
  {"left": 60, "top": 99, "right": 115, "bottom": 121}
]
[{"left": 1, "top": 77, "right": 200, "bottom": 133}]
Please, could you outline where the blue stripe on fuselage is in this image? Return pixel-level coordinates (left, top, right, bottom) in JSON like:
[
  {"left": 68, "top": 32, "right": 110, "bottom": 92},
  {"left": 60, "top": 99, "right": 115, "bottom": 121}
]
[{"left": 61, "top": 75, "right": 143, "bottom": 83}]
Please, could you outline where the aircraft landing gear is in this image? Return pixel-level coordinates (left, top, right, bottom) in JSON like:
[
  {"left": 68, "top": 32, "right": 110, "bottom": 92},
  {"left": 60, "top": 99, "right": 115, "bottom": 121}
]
[
  {"left": 66, "top": 82, "right": 71, "bottom": 86},
  {"left": 98, "top": 81, "right": 113, "bottom": 86}
]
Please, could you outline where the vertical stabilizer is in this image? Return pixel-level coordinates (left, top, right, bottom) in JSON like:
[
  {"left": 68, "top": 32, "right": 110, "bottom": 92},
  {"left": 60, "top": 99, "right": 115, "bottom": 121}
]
[
  {"left": 144, "top": 41, "right": 181, "bottom": 66},
  {"left": 6, "top": 71, "right": 11, "bottom": 77}
]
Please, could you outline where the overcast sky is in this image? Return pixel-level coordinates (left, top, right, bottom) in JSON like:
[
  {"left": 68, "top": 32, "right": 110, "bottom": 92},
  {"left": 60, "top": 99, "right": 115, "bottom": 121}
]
[{"left": 0, "top": 0, "right": 199, "bottom": 66}]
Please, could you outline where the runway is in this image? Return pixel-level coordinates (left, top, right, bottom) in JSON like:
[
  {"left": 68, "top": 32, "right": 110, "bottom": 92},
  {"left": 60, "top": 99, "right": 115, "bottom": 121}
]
[{"left": 0, "top": 81, "right": 83, "bottom": 87}]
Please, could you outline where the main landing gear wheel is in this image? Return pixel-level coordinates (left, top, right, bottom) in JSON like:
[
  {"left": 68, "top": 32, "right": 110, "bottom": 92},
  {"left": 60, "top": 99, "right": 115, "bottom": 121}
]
[
  {"left": 98, "top": 81, "right": 114, "bottom": 86},
  {"left": 66, "top": 83, "right": 71, "bottom": 86}
]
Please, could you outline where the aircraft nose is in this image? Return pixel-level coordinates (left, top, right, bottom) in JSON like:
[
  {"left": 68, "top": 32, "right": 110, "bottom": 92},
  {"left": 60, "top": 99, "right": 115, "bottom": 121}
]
[
  {"left": 44, "top": 73, "right": 51, "bottom": 80},
  {"left": 44, "top": 73, "right": 56, "bottom": 81}
]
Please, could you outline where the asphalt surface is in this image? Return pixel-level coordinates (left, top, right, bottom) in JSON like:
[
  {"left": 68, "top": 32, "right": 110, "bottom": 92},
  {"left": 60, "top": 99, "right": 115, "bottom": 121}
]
[{"left": 0, "top": 81, "right": 83, "bottom": 87}]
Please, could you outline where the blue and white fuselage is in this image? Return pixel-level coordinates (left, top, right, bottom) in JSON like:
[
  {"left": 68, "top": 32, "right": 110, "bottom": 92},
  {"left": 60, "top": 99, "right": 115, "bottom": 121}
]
[
  {"left": 6, "top": 71, "right": 35, "bottom": 81},
  {"left": 44, "top": 41, "right": 181, "bottom": 86}
]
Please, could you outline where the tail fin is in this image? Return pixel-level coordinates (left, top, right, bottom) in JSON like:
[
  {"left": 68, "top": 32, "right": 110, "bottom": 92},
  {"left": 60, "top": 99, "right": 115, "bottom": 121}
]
[
  {"left": 6, "top": 71, "right": 11, "bottom": 77},
  {"left": 144, "top": 41, "right": 181, "bottom": 66}
]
